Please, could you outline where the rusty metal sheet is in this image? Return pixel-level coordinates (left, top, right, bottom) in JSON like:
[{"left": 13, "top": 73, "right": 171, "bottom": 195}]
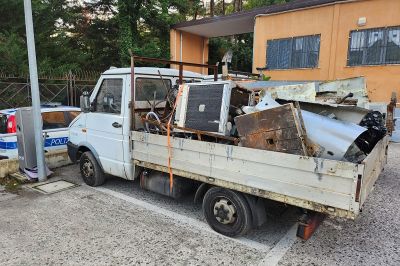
[{"left": 234, "top": 104, "right": 306, "bottom": 155}]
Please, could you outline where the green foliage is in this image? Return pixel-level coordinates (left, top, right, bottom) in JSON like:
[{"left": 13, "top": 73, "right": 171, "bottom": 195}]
[
  {"left": 208, "top": 0, "right": 293, "bottom": 73},
  {"left": 0, "top": 0, "right": 293, "bottom": 76},
  {"left": 262, "top": 74, "right": 271, "bottom": 81},
  {"left": 244, "top": 0, "right": 292, "bottom": 10},
  {"left": 209, "top": 34, "right": 254, "bottom": 73},
  {"left": 0, "top": 32, "right": 27, "bottom": 74}
]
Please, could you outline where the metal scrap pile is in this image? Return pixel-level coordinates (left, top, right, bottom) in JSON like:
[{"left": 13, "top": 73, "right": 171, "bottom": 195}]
[
  {"left": 142, "top": 77, "right": 392, "bottom": 163},
  {"left": 230, "top": 77, "right": 391, "bottom": 163}
]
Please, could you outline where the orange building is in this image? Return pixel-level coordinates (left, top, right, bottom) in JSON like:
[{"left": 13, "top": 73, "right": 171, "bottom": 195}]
[{"left": 170, "top": 0, "right": 400, "bottom": 103}]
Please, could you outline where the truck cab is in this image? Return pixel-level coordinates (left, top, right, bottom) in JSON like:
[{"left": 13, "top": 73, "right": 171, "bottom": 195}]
[{"left": 68, "top": 67, "right": 205, "bottom": 183}]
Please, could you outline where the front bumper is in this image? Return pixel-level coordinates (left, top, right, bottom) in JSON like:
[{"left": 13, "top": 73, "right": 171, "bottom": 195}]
[{"left": 67, "top": 141, "right": 79, "bottom": 163}]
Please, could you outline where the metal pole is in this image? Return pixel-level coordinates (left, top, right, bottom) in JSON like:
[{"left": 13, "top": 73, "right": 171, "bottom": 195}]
[
  {"left": 129, "top": 49, "right": 136, "bottom": 131},
  {"left": 23, "top": 0, "right": 46, "bottom": 181}
]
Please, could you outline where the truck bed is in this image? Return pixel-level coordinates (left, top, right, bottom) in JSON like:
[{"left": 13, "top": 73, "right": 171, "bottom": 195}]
[{"left": 131, "top": 131, "right": 389, "bottom": 219}]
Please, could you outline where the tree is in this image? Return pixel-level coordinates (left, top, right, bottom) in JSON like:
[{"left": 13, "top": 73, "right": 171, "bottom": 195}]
[
  {"left": 210, "top": 0, "right": 215, "bottom": 16},
  {"left": 0, "top": 0, "right": 294, "bottom": 76},
  {"left": 115, "top": 0, "right": 205, "bottom": 66},
  {"left": 208, "top": 0, "right": 294, "bottom": 73}
]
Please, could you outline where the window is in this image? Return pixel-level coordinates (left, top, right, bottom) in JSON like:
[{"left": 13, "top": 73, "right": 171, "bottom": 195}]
[
  {"left": 135, "top": 78, "right": 171, "bottom": 101},
  {"left": 0, "top": 114, "right": 7, "bottom": 133},
  {"left": 94, "top": 79, "right": 123, "bottom": 114},
  {"left": 348, "top": 26, "right": 400, "bottom": 66},
  {"left": 42, "top": 112, "right": 68, "bottom": 129},
  {"left": 67, "top": 111, "right": 80, "bottom": 121},
  {"left": 65, "top": 111, "right": 80, "bottom": 126},
  {"left": 266, "top": 35, "right": 320, "bottom": 70}
]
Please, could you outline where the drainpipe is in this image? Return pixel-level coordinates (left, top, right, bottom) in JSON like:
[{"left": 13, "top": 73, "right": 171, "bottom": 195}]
[{"left": 180, "top": 31, "right": 183, "bottom": 62}]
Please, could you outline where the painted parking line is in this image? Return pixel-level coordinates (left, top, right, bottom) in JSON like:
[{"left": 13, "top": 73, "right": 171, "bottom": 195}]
[
  {"left": 91, "top": 186, "right": 271, "bottom": 252},
  {"left": 258, "top": 224, "right": 298, "bottom": 266}
]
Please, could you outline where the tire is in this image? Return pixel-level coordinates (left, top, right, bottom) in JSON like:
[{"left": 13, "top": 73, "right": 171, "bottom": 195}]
[
  {"left": 79, "top": 151, "right": 105, "bottom": 187},
  {"left": 203, "top": 187, "right": 253, "bottom": 237}
]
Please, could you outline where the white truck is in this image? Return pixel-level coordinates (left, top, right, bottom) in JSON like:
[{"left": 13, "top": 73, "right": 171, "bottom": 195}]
[{"left": 67, "top": 66, "right": 389, "bottom": 237}]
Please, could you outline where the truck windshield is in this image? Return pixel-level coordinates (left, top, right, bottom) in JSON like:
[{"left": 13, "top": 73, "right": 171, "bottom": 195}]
[
  {"left": 0, "top": 114, "right": 7, "bottom": 134},
  {"left": 135, "top": 78, "right": 171, "bottom": 101}
]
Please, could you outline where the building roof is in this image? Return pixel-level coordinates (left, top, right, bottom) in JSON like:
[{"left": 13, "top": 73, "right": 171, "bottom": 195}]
[{"left": 172, "top": 0, "right": 351, "bottom": 37}]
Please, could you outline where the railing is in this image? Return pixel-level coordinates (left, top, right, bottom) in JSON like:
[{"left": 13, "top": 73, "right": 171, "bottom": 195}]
[{"left": 0, "top": 71, "right": 99, "bottom": 109}]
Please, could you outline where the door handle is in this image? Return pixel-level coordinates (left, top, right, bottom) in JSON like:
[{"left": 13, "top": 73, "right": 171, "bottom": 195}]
[{"left": 112, "top": 122, "right": 122, "bottom": 128}]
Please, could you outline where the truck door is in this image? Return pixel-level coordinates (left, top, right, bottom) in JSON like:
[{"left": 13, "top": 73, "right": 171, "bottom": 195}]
[{"left": 86, "top": 76, "right": 126, "bottom": 178}]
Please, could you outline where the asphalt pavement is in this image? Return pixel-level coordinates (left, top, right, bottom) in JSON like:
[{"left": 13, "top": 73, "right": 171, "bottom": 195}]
[{"left": 0, "top": 143, "right": 399, "bottom": 265}]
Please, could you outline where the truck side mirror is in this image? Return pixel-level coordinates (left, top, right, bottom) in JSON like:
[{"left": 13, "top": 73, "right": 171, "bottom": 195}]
[{"left": 80, "top": 91, "right": 90, "bottom": 113}]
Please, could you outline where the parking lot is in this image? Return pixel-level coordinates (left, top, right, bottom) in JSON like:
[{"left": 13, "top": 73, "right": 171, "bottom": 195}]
[{"left": 0, "top": 143, "right": 399, "bottom": 265}]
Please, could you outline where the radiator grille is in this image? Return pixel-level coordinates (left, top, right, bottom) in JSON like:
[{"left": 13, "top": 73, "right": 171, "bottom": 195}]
[{"left": 185, "top": 84, "right": 225, "bottom": 132}]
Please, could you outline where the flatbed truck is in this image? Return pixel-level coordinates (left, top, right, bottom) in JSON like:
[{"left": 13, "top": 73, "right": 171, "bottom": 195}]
[{"left": 67, "top": 65, "right": 388, "bottom": 238}]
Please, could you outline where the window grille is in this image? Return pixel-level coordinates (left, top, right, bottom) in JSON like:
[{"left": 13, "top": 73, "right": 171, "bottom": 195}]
[
  {"left": 348, "top": 26, "right": 400, "bottom": 66},
  {"left": 266, "top": 35, "right": 320, "bottom": 70}
]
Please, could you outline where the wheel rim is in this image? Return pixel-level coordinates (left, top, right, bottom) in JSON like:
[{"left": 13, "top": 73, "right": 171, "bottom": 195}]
[
  {"left": 82, "top": 159, "right": 94, "bottom": 180},
  {"left": 213, "top": 197, "right": 237, "bottom": 225}
]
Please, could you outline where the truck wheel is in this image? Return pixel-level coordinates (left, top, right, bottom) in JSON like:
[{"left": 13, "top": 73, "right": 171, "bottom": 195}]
[
  {"left": 80, "top": 151, "right": 105, "bottom": 187},
  {"left": 203, "top": 187, "right": 252, "bottom": 237}
]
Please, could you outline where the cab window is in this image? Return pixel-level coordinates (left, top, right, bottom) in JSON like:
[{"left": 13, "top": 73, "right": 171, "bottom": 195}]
[
  {"left": 42, "top": 112, "right": 68, "bottom": 129},
  {"left": 135, "top": 78, "right": 171, "bottom": 101},
  {"left": 94, "top": 79, "right": 123, "bottom": 114},
  {"left": 67, "top": 111, "right": 80, "bottom": 121}
]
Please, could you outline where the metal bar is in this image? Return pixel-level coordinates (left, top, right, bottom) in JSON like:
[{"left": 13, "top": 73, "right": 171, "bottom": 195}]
[
  {"left": 228, "top": 70, "right": 261, "bottom": 77},
  {"left": 386, "top": 92, "right": 397, "bottom": 135},
  {"left": 294, "top": 101, "right": 310, "bottom": 156},
  {"left": 68, "top": 71, "right": 73, "bottom": 106},
  {"left": 46, "top": 85, "right": 67, "bottom": 103},
  {"left": 178, "top": 64, "right": 183, "bottom": 85},
  {"left": 23, "top": 0, "right": 46, "bottom": 181},
  {"left": 157, "top": 70, "right": 174, "bottom": 111},
  {"left": 141, "top": 117, "right": 239, "bottom": 144},
  {"left": 129, "top": 49, "right": 136, "bottom": 131},
  {"left": 66, "top": 76, "right": 70, "bottom": 106},
  {"left": 132, "top": 55, "right": 217, "bottom": 70},
  {"left": 7, "top": 86, "right": 27, "bottom": 102}
]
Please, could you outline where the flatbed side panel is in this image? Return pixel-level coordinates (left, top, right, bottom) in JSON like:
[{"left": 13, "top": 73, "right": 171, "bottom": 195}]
[
  {"left": 135, "top": 160, "right": 354, "bottom": 219},
  {"left": 131, "top": 132, "right": 359, "bottom": 213},
  {"left": 360, "top": 136, "right": 389, "bottom": 206}
]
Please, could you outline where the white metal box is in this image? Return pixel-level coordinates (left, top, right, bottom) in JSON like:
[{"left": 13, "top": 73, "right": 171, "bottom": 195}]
[
  {"left": 16, "top": 107, "right": 37, "bottom": 170},
  {"left": 174, "top": 81, "right": 232, "bottom": 135}
]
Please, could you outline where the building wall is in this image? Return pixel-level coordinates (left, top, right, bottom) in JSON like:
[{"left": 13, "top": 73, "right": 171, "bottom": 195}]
[
  {"left": 170, "top": 29, "right": 209, "bottom": 74},
  {"left": 253, "top": 0, "right": 400, "bottom": 102}
]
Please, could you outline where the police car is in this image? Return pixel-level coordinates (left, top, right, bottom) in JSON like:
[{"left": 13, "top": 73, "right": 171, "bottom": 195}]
[{"left": 0, "top": 105, "right": 80, "bottom": 160}]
